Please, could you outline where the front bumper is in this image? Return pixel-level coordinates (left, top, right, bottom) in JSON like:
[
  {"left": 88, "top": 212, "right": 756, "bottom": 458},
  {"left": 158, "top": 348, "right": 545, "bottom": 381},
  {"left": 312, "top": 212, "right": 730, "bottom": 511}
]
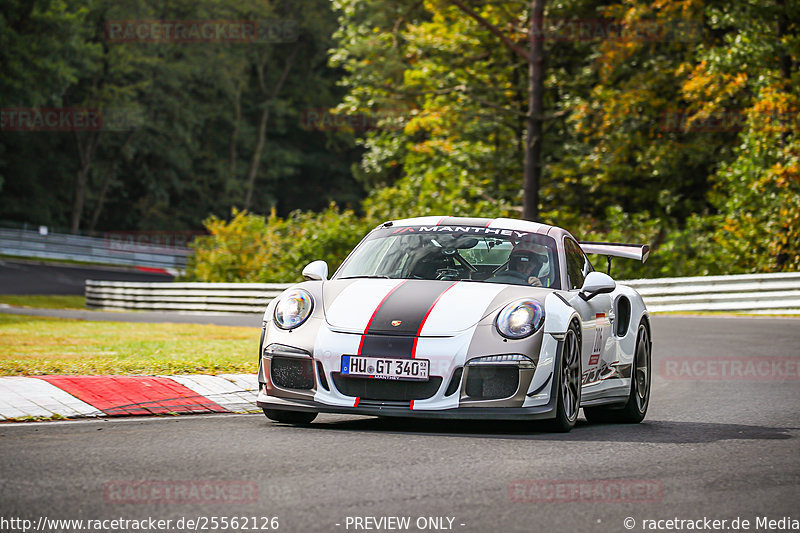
[
  {"left": 256, "top": 395, "right": 558, "bottom": 420},
  {"left": 257, "top": 327, "right": 563, "bottom": 421}
]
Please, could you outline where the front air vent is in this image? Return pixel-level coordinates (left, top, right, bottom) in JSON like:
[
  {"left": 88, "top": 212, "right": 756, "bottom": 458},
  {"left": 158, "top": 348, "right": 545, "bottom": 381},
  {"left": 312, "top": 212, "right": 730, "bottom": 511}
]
[
  {"left": 271, "top": 357, "right": 315, "bottom": 390},
  {"left": 331, "top": 374, "right": 442, "bottom": 401},
  {"left": 615, "top": 296, "right": 631, "bottom": 337},
  {"left": 316, "top": 361, "right": 330, "bottom": 391},
  {"left": 444, "top": 368, "right": 463, "bottom": 396},
  {"left": 464, "top": 366, "right": 518, "bottom": 400}
]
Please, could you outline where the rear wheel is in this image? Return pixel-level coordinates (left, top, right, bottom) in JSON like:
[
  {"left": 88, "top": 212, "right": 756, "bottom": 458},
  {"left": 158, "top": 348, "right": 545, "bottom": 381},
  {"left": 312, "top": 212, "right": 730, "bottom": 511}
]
[
  {"left": 545, "top": 323, "right": 581, "bottom": 432},
  {"left": 262, "top": 408, "right": 317, "bottom": 425},
  {"left": 584, "top": 321, "right": 650, "bottom": 424}
]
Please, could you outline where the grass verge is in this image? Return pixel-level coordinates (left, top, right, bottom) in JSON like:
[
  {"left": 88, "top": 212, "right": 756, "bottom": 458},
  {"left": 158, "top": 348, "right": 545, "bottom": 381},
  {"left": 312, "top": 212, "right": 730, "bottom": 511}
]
[
  {"left": 0, "top": 314, "right": 258, "bottom": 376},
  {"left": 0, "top": 294, "right": 86, "bottom": 309}
]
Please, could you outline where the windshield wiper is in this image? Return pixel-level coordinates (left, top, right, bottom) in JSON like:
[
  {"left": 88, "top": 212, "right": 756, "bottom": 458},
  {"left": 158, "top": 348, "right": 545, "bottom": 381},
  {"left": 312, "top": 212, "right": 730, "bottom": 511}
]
[{"left": 338, "top": 275, "right": 390, "bottom": 279}]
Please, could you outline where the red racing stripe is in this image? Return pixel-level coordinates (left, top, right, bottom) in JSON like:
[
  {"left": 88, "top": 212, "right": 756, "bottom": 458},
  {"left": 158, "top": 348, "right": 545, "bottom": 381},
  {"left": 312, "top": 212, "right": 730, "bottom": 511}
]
[
  {"left": 411, "top": 281, "right": 458, "bottom": 358},
  {"left": 357, "top": 280, "right": 408, "bottom": 355}
]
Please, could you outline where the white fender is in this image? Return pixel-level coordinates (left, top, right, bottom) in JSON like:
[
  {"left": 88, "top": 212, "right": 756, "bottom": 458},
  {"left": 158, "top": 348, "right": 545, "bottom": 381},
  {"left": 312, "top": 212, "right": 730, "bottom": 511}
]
[{"left": 544, "top": 291, "right": 580, "bottom": 336}]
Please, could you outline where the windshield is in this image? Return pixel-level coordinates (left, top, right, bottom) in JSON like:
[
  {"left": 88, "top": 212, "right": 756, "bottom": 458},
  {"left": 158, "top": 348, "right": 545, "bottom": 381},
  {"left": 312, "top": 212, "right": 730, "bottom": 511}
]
[{"left": 334, "top": 226, "right": 561, "bottom": 289}]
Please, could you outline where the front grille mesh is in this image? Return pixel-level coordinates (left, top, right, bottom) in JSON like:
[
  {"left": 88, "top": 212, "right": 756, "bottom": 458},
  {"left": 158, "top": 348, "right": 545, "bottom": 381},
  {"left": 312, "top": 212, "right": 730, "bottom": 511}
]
[
  {"left": 465, "top": 366, "right": 518, "bottom": 400},
  {"left": 271, "top": 357, "right": 315, "bottom": 390},
  {"left": 331, "top": 373, "right": 443, "bottom": 401}
]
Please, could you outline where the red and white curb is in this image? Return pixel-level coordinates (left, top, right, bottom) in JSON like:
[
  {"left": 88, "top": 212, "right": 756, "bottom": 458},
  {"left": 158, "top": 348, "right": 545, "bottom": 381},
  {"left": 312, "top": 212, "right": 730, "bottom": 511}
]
[
  {"left": 134, "top": 265, "right": 179, "bottom": 276},
  {"left": 0, "top": 374, "right": 259, "bottom": 421}
]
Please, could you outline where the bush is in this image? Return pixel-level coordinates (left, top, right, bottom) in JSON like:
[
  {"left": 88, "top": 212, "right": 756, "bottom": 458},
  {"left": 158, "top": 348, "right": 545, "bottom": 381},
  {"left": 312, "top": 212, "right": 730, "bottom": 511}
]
[
  {"left": 183, "top": 205, "right": 373, "bottom": 283},
  {"left": 543, "top": 206, "right": 729, "bottom": 280},
  {"left": 185, "top": 200, "right": 783, "bottom": 284}
]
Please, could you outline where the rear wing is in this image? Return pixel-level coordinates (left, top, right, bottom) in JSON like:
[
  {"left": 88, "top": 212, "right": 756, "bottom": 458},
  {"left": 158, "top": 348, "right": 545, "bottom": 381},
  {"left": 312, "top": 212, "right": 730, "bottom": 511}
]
[{"left": 579, "top": 242, "right": 650, "bottom": 264}]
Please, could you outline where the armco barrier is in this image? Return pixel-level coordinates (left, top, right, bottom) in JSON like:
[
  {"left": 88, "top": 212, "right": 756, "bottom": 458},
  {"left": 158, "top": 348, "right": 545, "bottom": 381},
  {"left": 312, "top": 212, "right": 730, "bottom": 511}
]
[
  {"left": 85, "top": 272, "right": 800, "bottom": 315},
  {"left": 0, "top": 227, "right": 189, "bottom": 271},
  {"left": 622, "top": 272, "right": 800, "bottom": 314},
  {"left": 85, "top": 281, "right": 288, "bottom": 313}
]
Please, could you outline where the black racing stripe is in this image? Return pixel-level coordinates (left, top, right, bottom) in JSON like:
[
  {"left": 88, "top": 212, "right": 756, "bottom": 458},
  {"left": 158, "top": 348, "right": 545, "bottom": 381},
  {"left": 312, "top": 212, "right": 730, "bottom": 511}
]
[
  {"left": 366, "top": 280, "right": 452, "bottom": 337},
  {"left": 359, "top": 335, "right": 416, "bottom": 358},
  {"left": 437, "top": 217, "right": 493, "bottom": 227}
]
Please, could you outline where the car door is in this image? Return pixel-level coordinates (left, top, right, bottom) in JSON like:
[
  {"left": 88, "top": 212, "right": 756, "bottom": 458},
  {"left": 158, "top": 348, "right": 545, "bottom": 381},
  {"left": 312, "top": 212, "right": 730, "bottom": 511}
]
[{"left": 562, "top": 237, "right": 614, "bottom": 385}]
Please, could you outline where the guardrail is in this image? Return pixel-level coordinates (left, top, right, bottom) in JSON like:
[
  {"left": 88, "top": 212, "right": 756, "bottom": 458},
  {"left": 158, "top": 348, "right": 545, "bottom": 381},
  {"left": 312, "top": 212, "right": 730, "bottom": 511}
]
[
  {"left": 622, "top": 272, "right": 800, "bottom": 314},
  {"left": 86, "top": 281, "right": 288, "bottom": 313},
  {"left": 85, "top": 272, "right": 800, "bottom": 315},
  {"left": 0, "top": 228, "right": 190, "bottom": 271}
]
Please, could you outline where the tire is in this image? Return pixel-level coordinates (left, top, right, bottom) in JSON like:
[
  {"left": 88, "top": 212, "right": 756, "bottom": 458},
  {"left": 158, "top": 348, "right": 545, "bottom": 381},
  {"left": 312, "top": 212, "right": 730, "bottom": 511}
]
[
  {"left": 584, "top": 321, "right": 651, "bottom": 424},
  {"left": 545, "top": 322, "right": 582, "bottom": 432},
  {"left": 262, "top": 408, "right": 317, "bottom": 425}
]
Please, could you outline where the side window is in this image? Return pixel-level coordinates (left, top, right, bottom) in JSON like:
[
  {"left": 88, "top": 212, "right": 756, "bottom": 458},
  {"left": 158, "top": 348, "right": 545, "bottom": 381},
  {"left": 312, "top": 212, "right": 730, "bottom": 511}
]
[{"left": 564, "top": 238, "right": 592, "bottom": 290}]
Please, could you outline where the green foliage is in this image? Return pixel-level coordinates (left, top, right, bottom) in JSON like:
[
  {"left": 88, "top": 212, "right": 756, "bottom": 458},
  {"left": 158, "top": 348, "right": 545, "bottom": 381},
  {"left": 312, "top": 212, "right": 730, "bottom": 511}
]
[
  {"left": 547, "top": 206, "right": 726, "bottom": 280},
  {"left": 710, "top": 110, "right": 800, "bottom": 272},
  {"left": 326, "top": 0, "right": 799, "bottom": 279},
  {"left": 280, "top": 207, "right": 374, "bottom": 280},
  {"left": 0, "top": 0, "right": 98, "bottom": 107},
  {"left": 0, "top": 0, "right": 363, "bottom": 231},
  {"left": 331, "top": 0, "right": 527, "bottom": 214},
  {"left": 184, "top": 206, "right": 372, "bottom": 282},
  {"left": 183, "top": 208, "right": 285, "bottom": 282},
  {"left": 2, "top": 0, "right": 797, "bottom": 279},
  {"left": 363, "top": 148, "right": 515, "bottom": 221},
  {"left": 689, "top": 1, "right": 800, "bottom": 272}
]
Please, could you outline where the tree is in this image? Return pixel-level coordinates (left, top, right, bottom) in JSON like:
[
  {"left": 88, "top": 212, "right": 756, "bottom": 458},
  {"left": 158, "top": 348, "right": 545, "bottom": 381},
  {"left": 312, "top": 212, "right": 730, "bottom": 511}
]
[
  {"left": 445, "top": 0, "right": 545, "bottom": 220},
  {"left": 0, "top": 0, "right": 363, "bottom": 232},
  {"left": 684, "top": 0, "right": 800, "bottom": 271}
]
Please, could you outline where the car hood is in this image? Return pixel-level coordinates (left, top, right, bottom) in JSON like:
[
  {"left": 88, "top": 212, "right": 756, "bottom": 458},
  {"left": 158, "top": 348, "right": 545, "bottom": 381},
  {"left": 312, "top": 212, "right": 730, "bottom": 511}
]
[{"left": 322, "top": 278, "right": 547, "bottom": 336}]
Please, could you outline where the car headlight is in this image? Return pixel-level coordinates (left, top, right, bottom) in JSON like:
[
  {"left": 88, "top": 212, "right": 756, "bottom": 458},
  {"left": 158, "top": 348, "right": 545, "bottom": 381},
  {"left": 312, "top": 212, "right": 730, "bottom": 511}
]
[
  {"left": 495, "top": 299, "right": 544, "bottom": 339},
  {"left": 273, "top": 289, "right": 314, "bottom": 330}
]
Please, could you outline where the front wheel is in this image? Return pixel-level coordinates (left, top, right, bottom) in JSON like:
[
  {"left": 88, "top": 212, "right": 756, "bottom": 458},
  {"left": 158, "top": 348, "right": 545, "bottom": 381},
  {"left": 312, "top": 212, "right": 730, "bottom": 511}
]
[
  {"left": 584, "top": 321, "right": 651, "bottom": 424},
  {"left": 545, "top": 323, "right": 581, "bottom": 432},
  {"left": 263, "top": 408, "right": 317, "bottom": 425}
]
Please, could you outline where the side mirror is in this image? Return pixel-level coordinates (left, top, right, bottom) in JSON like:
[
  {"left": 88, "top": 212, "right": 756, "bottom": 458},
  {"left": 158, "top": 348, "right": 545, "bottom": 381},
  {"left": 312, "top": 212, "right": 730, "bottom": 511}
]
[
  {"left": 580, "top": 271, "right": 616, "bottom": 301},
  {"left": 302, "top": 260, "right": 328, "bottom": 281}
]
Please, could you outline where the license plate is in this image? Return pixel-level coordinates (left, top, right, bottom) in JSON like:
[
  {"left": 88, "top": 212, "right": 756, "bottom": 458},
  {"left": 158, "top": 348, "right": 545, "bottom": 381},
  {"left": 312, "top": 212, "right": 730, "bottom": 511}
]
[{"left": 341, "top": 355, "right": 429, "bottom": 381}]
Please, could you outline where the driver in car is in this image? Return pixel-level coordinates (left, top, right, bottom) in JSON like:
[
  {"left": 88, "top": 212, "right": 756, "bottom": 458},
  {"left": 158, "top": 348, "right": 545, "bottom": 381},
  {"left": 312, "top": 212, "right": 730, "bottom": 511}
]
[{"left": 508, "top": 244, "right": 545, "bottom": 287}]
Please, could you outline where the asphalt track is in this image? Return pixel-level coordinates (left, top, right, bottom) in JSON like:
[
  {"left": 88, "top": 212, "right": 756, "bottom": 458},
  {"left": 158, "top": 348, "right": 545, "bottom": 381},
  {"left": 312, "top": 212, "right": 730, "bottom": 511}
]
[
  {"left": 1, "top": 315, "right": 798, "bottom": 533},
  {"left": 0, "top": 258, "right": 172, "bottom": 294}
]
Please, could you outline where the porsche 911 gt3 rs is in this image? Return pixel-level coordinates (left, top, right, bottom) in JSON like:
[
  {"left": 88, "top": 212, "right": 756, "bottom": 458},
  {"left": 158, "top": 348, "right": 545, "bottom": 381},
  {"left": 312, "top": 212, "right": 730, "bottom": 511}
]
[{"left": 256, "top": 216, "right": 652, "bottom": 432}]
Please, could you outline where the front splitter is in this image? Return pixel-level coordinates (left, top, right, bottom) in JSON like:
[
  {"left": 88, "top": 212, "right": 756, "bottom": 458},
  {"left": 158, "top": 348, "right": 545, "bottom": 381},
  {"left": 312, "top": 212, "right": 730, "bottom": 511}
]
[{"left": 257, "top": 398, "right": 557, "bottom": 421}]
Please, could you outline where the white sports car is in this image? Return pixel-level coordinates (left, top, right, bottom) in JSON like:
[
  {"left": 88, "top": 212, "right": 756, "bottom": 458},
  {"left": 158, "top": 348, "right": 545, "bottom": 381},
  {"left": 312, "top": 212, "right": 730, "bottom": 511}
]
[{"left": 257, "top": 216, "right": 651, "bottom": 431}]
